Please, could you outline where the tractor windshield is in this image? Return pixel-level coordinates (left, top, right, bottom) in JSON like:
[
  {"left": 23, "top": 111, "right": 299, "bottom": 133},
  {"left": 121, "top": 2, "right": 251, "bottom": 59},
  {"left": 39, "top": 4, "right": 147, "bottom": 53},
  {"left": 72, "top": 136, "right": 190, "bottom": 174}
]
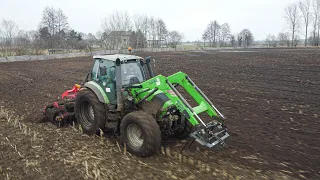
[{"left": 121, "top": 61, "right": 145, "bottom": 86}]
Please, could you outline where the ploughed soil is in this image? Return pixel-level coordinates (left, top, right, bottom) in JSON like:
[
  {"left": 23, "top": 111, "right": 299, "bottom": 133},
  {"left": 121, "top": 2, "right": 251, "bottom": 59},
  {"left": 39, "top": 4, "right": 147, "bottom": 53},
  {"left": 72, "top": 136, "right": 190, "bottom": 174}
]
[{"left": 0, "top": 48, "right": 319, "bottom": 179}]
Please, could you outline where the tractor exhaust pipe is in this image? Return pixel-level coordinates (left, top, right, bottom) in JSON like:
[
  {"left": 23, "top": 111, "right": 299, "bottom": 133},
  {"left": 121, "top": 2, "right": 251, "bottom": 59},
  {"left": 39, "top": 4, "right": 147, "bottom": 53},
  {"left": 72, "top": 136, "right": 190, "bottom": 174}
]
[
  {"left": 145, "top": 56, "right": 154, "bottom": 78},
  {"left": 116, "top": 58, "right": 123, "bottom": 111}
]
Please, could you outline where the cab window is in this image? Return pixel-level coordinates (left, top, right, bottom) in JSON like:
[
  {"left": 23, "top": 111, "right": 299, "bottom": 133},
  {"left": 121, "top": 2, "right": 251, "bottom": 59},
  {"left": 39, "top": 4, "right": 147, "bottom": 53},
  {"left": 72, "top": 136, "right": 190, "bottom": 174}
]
[
  {"left": 91, "top": 59, "right": 100, "bottom": 80},
  {"left": 92, "top": 59, "right": 116, "bottom": 82},
  {"left": 121, "top": 61, "right": 145, "bottom": 86}
]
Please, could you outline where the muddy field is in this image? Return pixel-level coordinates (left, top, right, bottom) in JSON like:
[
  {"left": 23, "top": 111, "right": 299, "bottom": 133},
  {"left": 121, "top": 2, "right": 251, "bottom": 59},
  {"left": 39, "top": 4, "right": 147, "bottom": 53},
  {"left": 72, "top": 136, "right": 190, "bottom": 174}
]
[{"left": 0, "top": 48, "right": 319, "bottom": 179}]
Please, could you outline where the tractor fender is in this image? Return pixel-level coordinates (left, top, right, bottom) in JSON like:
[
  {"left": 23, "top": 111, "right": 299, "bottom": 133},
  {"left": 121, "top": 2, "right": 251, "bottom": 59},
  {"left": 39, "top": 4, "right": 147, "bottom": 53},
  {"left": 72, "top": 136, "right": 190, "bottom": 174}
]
[{"left": 83, "top": 81, "right": 110, "bottom": 104}]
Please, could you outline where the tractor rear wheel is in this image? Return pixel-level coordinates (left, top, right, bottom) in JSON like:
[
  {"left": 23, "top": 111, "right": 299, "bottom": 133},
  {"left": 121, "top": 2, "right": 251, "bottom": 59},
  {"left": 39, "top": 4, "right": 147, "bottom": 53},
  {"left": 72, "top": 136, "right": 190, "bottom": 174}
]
[
  {"left": 120, "top": 111, "right": 161, "bottom": 157},
  {"left": 75, "top": 89, "right": 106, "bottom": 135}
]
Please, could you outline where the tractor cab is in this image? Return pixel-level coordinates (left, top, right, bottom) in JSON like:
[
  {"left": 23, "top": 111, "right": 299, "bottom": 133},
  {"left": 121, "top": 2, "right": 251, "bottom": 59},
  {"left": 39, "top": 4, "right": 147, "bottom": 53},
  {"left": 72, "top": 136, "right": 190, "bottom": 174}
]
[{"left": 88, "top": 54, "right": 151, "bottom": 105}]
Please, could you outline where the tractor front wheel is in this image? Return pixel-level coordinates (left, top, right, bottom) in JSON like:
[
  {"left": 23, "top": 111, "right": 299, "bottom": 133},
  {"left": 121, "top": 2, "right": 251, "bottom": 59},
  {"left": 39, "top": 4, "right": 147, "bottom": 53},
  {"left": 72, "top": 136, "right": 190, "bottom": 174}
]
[
  {"left": 75, "top": 89, "right": 106, "bottom": 135},
  {"left": 120, "top": 111, "right": 161, "bottom": 157},
  {"left": 174, "top": 120, "right": 193, "bottom": 139}
]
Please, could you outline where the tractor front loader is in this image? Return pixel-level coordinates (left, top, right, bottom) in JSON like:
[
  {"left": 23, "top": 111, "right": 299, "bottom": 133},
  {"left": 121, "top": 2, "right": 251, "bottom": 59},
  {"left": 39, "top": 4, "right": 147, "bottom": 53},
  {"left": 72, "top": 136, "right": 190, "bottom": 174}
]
[{"left": 44, "top": 54, "right": 229, "bottom": 156}]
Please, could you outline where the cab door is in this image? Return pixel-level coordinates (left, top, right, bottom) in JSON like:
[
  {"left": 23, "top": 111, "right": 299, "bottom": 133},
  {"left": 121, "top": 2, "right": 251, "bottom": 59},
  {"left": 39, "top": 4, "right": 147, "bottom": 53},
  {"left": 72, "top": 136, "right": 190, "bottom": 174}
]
[{"left": 92, "top": 59, "right": 117, "bottom": 105}]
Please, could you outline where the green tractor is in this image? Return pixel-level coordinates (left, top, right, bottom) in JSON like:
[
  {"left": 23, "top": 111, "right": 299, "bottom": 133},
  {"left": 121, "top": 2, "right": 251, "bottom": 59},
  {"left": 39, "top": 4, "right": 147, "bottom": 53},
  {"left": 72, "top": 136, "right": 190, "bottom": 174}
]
[{"left": 44, "top": 54, "right": 229, "bottom": 157}]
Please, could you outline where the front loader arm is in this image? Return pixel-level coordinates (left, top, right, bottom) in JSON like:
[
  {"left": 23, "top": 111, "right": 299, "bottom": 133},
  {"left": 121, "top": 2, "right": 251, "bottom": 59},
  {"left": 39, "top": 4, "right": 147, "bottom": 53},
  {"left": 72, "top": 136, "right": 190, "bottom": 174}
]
[
  {"left": 131, "top": 72, "right": 229, "bottom": 148},
  {"left": 167, "top": 72, "right": 226, "bottom": 124},
  {"left": 167, "top": 72, "right": 230, "bottom": 147}
]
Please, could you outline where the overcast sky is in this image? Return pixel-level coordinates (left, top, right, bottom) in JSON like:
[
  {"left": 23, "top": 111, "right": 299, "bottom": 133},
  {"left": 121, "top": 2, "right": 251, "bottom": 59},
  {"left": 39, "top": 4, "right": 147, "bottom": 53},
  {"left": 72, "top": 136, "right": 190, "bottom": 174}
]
[{"left": 0, "top": 0, "right": 298, "bottom": 41}]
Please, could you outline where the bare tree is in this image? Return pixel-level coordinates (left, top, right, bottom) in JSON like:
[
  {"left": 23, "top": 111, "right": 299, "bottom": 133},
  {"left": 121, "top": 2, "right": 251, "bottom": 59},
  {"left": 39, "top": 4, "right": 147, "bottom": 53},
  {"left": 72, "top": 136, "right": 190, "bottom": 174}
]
[
  {"left": 167, "top": 31, "right": 184, "bottom": 50},
  {"left": 195, "top": 40, "right": 202, "bottom": 47},
  {"left": 29, "top": 30, "right": 44, "bottom": 54},
  {"left": 312, "top": 0, "right": 320, "bottom": 46},
  {"left": 266, "top": 34, "right": 272, "bottom": 47},
  {"left": 84, "top": 33, "right": 97, "bottom": 52},
  {"left": 130, "top": 30, "right": 147, "bottom": 48},
  {"left": 266, "top": 34, "right": 277, "bottom": 47},
  {"left": 114, "top": 12, "right": 130, "bottom": 30},
  {"left": 299, "top": 0, "right": 312, "bottom": 46},
  {"left": 237, "top": 33, "right": 243, "bottom": 47},
  {"left": 56, "top": 9, "right": 68, "bottom": 35},
  {"left": 133, "top": 14, "right": 144, "bottom": 48},
  {"left": 0, "top": 19, "right": 18, "bottom": 47},
  {"left": 239, "top": 29, "right": 254, "bottom": 48},
  {"left": 156, "top": 18, "right": 168, "bottom": 47},
  {"left": 293, "top": 34, "right": 301, "bottom": 46},
  {"left": 133, "top": 14, "right": 144, "bottom": 32},
  {"left": 202, "top": 31, "right": 209, "bottom": 47},
  {"left": 14, "top": 30, "right": 32, "bottom": 55},
  {"left": 96, "top": 30, "right": 106, "bottom": 48},
  {"left": 39, "top": 7, "right": 69, "bottom": 49},
  {"left": 212, "top": 21, "right": 220, "bottom": 46},
  {"left": 220, "top": 23, "right": 231, "bottom": 46},
  {"left": 55, "top": 9, "right": 69, "bottom": 48},
  {"left": 102, "top": 11, "right": 132, "bottom": 33},
  {"left": 140, "top": 15, "right": 149, "bottom": 42},
  {"left": 204, "top": 21, "right": 214, "bottom": 47},
  {"left": 230, "top": 35, "right": 236, "bottom": 47},
  {"left": 284, "top": 3, "right": 301, "bottom": 47},
  {"left": 15, "top": 30, "right": 31, "bottom": 46},
  {"left": 271, "top": 35, "right": 278, "bottom": 47},
  {"left": 203, "top": 21, "right": 220, "bottom": 47},
  {"left": 278, "top": 32, "right": 291, "bottom": 47},
  {"left": 40, "top": 6, "right": 57, "bottom": 37},
  {"left": 148, "top": 17, "right": 157, "bottom": 48}
]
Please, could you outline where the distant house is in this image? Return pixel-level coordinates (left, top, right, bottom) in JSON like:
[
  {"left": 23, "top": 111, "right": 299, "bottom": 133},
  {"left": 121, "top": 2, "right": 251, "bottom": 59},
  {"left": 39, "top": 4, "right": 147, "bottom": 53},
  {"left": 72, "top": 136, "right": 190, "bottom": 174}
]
[
  {"left": 147, "top": 39, "right": 165, "bottom": 48},
  {"left": 104, "top": 31, "right": 132, "bottom": 50}
]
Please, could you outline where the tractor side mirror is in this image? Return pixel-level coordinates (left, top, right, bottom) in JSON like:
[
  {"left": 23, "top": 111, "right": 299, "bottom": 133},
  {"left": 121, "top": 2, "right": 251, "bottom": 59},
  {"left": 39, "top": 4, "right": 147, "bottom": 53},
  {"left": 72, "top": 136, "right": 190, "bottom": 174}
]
[
  {"left": 145, "top": 56, "right": 154, "bottom": 78},
  {"left": 85, "top": 71, "right": 92, "bottom": 82},
  {"left": 99, "top": 66, "right": 107, "bottom": 76},
  {"left": 145, "top": 56, "right": 151, "bottom": 64}
]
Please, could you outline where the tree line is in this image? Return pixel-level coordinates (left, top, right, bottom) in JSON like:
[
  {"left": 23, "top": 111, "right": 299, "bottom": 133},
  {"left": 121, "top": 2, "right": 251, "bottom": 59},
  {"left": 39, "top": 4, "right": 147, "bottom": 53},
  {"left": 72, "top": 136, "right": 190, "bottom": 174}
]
[
  {"left": 0, "top": 8, "right": 184, "bottom": 57},
  {"left": 201, "top": 20, "right": 254, "bottom": 48},
  {"left": 0, "top": 7, "right": 97, "bottom": 56},
  {"left": 97, "top": 12, "right": 184, "bottom": 50},
  {"left": 267, "top": 0, "right": 320, "bottom": 47}
]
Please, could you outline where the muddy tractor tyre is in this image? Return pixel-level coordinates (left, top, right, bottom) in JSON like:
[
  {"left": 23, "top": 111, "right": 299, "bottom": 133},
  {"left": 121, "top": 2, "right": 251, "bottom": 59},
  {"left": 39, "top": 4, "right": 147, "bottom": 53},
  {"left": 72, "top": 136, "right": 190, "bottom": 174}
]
[
  {"left": 120, "top": 111, "right": 161, "bottom": 157},
  {"left": 75, "top": 89, "right": 106, "bottom": 135},
  {"left": 175, "top": 120, "right": 193, "bottom": 139}
]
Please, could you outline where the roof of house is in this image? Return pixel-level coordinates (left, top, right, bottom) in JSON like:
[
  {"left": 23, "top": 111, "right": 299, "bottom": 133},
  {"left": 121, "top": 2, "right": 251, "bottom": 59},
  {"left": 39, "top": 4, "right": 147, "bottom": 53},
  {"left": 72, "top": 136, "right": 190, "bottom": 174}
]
[
  {"left": 93, "top": 54, "right": 143, "bottom": 61},
  {"left": 108, "top": 31, "right": 132, "bottom": 37}
]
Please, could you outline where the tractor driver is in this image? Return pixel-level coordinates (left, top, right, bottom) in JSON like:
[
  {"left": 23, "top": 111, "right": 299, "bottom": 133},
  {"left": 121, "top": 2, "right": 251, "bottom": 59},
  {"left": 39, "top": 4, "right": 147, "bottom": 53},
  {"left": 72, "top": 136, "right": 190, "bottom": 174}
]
[{"left": 122, "top": 62, "right": 142, "bottom": 85}]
